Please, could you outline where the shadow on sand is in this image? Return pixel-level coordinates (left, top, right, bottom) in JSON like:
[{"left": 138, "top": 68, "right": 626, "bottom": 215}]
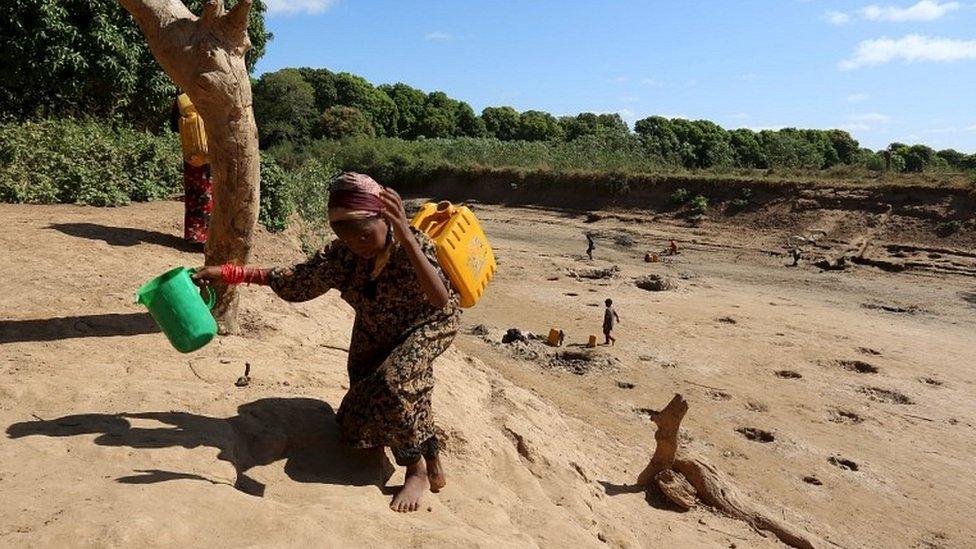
[
  {"left": 0, "top": 313, "right": 159, "bottom": 344},
  {"left": 49, "top": 223, "right": 202, "bottom": 253},
  {"left": 6, "top": 398, "right": 393, "bottom": 497}
]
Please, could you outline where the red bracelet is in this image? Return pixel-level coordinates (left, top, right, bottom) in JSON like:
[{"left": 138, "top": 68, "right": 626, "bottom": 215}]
[{"left": 220, "top": 264, "right": 266, "bottom": 285}]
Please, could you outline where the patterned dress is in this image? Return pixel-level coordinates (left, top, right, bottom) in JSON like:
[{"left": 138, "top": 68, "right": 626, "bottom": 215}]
[
  {"left": 183, "top": 162, "right": 212, "bottom": 243},
  {"left": 268, "top": 227, "right": 461, "bottom": 465}
]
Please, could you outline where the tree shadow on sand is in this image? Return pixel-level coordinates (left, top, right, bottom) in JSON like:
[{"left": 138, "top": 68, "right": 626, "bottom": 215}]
[
  {"left": 49, "top": 223, "right": 202, "bottom": 253},
  {"left": 0, "top": 313, "right": 159, "bottom": 344},
  {"left": 6, "top": 398, "right": 393, "bottom": 497}
]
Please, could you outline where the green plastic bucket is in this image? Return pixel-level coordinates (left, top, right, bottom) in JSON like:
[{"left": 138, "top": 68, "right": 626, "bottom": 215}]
[{"left": 136, "top": 267, "right": 217, "bottom": 353}]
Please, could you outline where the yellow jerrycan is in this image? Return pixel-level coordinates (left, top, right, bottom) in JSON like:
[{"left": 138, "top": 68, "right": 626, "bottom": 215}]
[
  {"left": 177, "top": 93, "right": 209, "bottom": 167},
  {"left": 411, "top": 201, "right": 496, "bottom": 308}
]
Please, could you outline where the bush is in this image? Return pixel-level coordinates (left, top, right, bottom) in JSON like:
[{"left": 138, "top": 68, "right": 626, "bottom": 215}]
[
  {"left": 0, "top": 119, "right": 181, "bottom": 206},
  {"left": 259, "top": 154, "right": 339, "bottom": 233},
  {"left": 258, "top": 155, "right": 291, "bottom": 232},
  {"left": 288, "top": 157, "right": 339, "bottom": 226},
  {"left": 728, "top": 198, "right": 748, "bottom": 212},
  {"left": 670, "top": 187, "right": 690, "bottom": 205},
  {"left": 937, "top": 220, "right": 961, "bottom": 236},
  {"left": 689, "top": 194, "right": 709, "bottom": 215}
]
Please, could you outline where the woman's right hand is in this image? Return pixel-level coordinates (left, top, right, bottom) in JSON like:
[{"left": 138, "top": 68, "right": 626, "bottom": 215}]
[{"left": 191, "top": 266, "right": 222, "bottom": 288}]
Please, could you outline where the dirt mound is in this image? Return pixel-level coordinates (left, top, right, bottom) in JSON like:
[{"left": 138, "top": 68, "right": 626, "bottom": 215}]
[{"left": 635, "top": 274, "right": 675, "bottom": 292}]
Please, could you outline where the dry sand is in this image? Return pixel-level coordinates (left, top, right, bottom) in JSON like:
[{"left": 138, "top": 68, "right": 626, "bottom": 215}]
[{"left": 0, "top": 199, "right": 974, "bottom": 548}]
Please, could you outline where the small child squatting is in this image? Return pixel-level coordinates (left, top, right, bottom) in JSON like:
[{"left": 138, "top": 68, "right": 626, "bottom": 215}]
[
  {"left": 603, "top": 298, "right": 621, "bottom": 345},
  {"left": 194, "top": 173, "right": 460, "bottom": 513}
]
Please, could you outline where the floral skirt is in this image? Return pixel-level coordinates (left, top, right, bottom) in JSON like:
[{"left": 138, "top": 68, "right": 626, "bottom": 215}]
[{"left": 183, "top": 162, "right": 213, "bottom": 243}]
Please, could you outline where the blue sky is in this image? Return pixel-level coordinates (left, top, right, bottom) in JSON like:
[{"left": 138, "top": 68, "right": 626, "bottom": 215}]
[{"left": 256, "top": 1, "right": 976, "bottom": 152}]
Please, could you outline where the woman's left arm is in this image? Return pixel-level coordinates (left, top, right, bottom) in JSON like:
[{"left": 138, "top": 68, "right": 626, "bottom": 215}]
[{"left": 380, "top": 188, "right": 452, "bottom": 309}]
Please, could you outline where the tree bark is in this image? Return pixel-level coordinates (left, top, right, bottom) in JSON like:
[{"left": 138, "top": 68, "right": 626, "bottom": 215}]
[{"left": 119, "top": 0, "right": 259, "bottom": 332}]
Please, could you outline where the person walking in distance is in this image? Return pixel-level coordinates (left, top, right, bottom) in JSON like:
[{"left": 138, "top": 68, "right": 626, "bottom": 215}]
[{"left": 603, "top": 298, "right": 620, "bottom": 345}]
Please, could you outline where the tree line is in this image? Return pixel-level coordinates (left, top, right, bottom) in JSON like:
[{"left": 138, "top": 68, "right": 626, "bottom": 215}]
[{"left": 253, "top": 67, "right": 975, "bottom": 174}]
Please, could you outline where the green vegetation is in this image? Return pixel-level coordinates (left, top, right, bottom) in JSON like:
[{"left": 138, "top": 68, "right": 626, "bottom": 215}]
[
  {"left": 689, "top": 195, "right": 709, "bottom": 215},
  {"left": 254, "top": 68, "right": 976, "bottom": 176},
  {"left": 0, "top": 0, "right": 270, "bottom": 129},
  {"left": 0, "top": 119, "right": 181, "bottom": 206},
  {"left": 670, "top": 188, "right": 691, "bottom": 205}
]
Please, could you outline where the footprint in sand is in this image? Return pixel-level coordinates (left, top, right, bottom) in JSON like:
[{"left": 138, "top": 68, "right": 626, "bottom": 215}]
[
  {"left": 857, "top": 347, "right": 882, "bottom": 356},
  {"left": 736, "top": 427, "right": 775, "bottom": 443},
  {"left": 745, "top": 401, "right": 769, "bottom": 413},
  {"left": 616, "top": 381, "right": 636, "bottom": 389},
  {"left": 835, "top": 360, "right": 879, "bottom": 374},
  {"left": 918, "top": 376, "right": 943, "bottom": 387},
  {"left": 707, "top": 390, "right": 732, "bottom": 401},
  {"left": 828, "top": 408, "right": 864, "bottom": 425},
  {"left": 803, "top": 475, "right": 823, "bottom": 486},
  {"left": 775, "top": 370, "right": 803, "bottom": 379},
  {"left": 859, "top": 386, "right": 914, "bottom": 405},
  {"left": 828, "top": 456, "right": 859, "bottom": 471}
]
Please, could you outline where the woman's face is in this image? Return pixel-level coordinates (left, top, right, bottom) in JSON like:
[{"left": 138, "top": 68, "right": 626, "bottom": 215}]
[{"left": 331, "top": 217, "right": 389, "bottom": 258}]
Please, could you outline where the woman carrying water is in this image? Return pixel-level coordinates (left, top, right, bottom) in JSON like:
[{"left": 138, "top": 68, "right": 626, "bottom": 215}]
[{"left": 193, "top": 172, "right": 460, "bottom": 512}]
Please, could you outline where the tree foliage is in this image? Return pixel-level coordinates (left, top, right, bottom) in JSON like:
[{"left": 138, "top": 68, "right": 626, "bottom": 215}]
[
  {"left": 252, "top": 68, "right": 317, "bottom": 148},
  {"left": 0, "top": 0, "right": 270, "bottom": 128},
  {"left": 248, "top": 68, "right": 974, "bottom": 173},
  {"left": 313, "top": 106, "right": 375, "bottom": 140}
]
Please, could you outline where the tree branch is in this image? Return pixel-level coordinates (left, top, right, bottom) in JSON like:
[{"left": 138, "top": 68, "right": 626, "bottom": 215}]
[
  {"left": 118, "top": 0, "right": 192, "bottom": 32},
  {"left": 201, "top": 0, "right": 225, "bottom": 29},
  {"left": 225, "top": 0, "right": 253, "bottom": 37}
]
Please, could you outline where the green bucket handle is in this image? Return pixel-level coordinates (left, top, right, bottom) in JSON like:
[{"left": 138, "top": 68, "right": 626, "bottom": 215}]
[{"left": 189, "top": 268, "right": 217, "bottom": 310}]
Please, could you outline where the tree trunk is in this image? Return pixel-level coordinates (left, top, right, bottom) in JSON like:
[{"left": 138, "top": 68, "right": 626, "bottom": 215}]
[{"left": 119, "top": 0, "right": 259, "bottom": 332}]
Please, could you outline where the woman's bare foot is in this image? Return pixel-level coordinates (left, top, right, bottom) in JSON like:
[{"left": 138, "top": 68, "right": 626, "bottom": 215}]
[
  {"left": 426, "top": 454, "right": 447, "bottom": 493},
  {"left": 390, "top": 460, "right": 428, "bottom": 513}
]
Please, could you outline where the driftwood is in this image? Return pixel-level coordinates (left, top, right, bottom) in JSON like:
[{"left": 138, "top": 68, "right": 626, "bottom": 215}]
[{"left": 637, "top": 393, "right": 821, "bottom": 549}]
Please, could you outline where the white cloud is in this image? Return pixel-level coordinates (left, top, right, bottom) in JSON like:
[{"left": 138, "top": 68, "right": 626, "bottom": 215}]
[
  {"left": 640, "top": 78, "right": 662, "bottom": 87},
  {"left": 922, "top": 124, "right": 976, "bottom": 133},
  {"left": 837, "top": 113, "right": 892, "bottom": 132},
  {"left": 424, "top": 32, "right": 453, "bottom": 41},
  {"left": 848, "top": 113, "right": 891, "bottom": 122},
  {"left": 266, "top": 0, "right": 337, "bottom": 15},
  {"left": 612, "top": 76, "right": 630, "bottom": 84},
  {"left": 839, "top": 34, "right": 976, "bottom": 69},
  {"left": 738, "top": 72, "right": 759, "bottom": 81},
  {"left": 847, "top": 93, "right": 871, "bottom": 102},
  {"left": 619, "top": 95, "right": 640, "bottom": 104},
  {"left": 860, "top": 1, "right": 961, "bottom": 22},
  {"left": 826, "top": 10, "right": 852, "bottom": 25},
  {"left": 728, "top": 112, "right": 750, "bottom": 120}
]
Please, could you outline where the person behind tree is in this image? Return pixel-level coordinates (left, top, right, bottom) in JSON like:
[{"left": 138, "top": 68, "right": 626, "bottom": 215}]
[
  {"left": 171, "top": 92, "right": 213, "bottom": 245},
  {"left": 192, "top": 172, "right": 461, "bottom": 512}
]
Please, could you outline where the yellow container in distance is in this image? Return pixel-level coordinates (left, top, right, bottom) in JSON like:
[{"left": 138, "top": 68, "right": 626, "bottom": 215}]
[{"left": 411, "top": 201, "right": 497, "bottom": 308}]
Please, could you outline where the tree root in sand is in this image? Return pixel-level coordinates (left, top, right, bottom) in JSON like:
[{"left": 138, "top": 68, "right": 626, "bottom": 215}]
[{"left": 636, "top": 394, "right": 822, "bottom": 549}]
